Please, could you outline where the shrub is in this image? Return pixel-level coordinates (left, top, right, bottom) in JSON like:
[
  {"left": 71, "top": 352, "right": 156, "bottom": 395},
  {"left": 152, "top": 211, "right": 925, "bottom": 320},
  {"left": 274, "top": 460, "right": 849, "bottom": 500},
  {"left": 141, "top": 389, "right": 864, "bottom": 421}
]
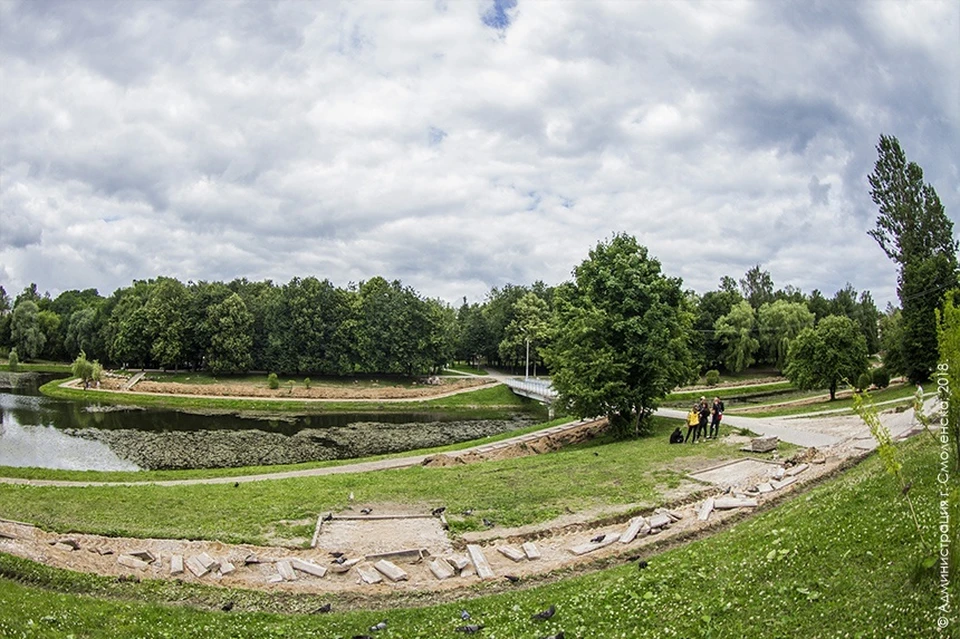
[
  {"left": 705, "top": 369, "right": 720, "bottom": 386},
  {"left": 267, "top": 372, "right": 279, "bottom": 390},
  {"left": 857, "top": 372, "right": 873, "bottom": 392},
  {"left": 872, "top": 366, "right": 890, "bottom": 389},
  {"left": 7, "top": 349, "right": 18, "bottom": 372},
  {"left": 304, "top": 377, "right": 311, "bottom": 389}
]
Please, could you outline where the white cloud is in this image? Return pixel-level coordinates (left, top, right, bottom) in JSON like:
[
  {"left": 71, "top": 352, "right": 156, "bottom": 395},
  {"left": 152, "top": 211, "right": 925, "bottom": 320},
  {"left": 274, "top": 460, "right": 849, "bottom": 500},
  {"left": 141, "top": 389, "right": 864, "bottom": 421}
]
[{"left": 0, "top": 0, "right": 957, "bottom": 310}]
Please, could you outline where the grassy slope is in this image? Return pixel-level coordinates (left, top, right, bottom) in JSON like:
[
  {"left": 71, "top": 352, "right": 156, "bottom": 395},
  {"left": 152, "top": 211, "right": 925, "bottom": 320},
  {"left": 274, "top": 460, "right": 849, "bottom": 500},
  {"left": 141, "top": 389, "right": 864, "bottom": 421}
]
[
  {"left": 1, "top": 437, "right": 955, "bottom": 638},
  {"left": 0, "top": 419, "right": 753, "bottom": 544}
]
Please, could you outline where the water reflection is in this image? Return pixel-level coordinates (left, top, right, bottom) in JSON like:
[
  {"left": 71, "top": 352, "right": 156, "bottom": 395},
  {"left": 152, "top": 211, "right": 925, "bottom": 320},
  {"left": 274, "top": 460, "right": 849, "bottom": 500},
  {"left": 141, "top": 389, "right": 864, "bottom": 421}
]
[{"left": 0, "top": 372, "right": 537, "bottom": 471}]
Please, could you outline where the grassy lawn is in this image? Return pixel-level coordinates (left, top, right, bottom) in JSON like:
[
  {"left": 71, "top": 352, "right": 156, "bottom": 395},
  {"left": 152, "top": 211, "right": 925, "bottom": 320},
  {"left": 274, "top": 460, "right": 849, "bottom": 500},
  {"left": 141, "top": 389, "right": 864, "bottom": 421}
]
[
  {"left": 0, "top": 436, "right": 954, "bottom": 638},
  {"left": 0, "top": 418, "right": 750, "bottom": 544},
  {"left": 664, "top": 380, "right": 796, "bottom": 406},
  {"left": 40, "top": 378, "right": 530, "bottom": 413},
  {"left": 443, "top": 364, "right": 488, "bottom": 375},
  {"left": 729, "top": 383, "right": 919, "bottom": 417},
  {"left": 0, "top": 362, "right": 73, "bottom": 374}
]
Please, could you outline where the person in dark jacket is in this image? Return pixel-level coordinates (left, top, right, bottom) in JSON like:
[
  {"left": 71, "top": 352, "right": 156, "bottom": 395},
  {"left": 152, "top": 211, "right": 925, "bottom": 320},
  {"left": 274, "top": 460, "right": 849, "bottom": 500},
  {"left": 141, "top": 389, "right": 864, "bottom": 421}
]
[
  {"left": 709, "top": 397, "right": 724, "bottom": 439},
  {"left": 669, "top": 427, "right": 684, "bottom": 444},
  {"left": 697, "top": 397, "right": 710, "bottom": 440}
]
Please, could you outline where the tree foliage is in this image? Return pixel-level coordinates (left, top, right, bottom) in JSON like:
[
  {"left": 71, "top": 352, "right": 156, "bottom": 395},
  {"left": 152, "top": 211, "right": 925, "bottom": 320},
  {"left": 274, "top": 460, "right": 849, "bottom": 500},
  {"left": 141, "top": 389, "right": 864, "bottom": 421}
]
[
  {"left": 785, "top": 315, "right": 868, "bottom": 400},
  {"left": 757, "top": 300, "right": 814, "bottom": 370},
  {"left": 205, "top": 293, "right": 253, "bottom": 374},
  {"left": 544, "top": 234, "right": 695, "bottom": 438},
  {"left": 739, "top": 265, "right": 775, "bottom": 309},
  {"left": 714, "top": 300, "right": 760, "bottom": 373},
  {"left": 868, "top": 134, "right": 959, "bottom": 383},
  {"left": 11, "top": 300, "right": 45, "bottom": 360},
  {"left": 936, "top": 290, "right": 960, "bottom": 470}
]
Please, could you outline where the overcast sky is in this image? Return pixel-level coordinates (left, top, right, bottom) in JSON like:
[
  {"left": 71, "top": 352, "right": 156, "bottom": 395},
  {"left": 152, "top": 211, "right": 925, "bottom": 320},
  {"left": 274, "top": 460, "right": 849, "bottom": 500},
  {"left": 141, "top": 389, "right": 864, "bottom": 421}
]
[{"left": 1, "top": 0, "right": 957, "bottom": 309}]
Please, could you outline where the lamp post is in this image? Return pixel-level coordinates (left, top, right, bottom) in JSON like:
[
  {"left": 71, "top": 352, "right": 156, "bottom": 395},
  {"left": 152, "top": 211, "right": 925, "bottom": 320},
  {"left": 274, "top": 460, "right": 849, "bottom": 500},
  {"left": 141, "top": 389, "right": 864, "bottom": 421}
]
[{"left": 525, "top": 337, "right": 530, "bottom": 380}]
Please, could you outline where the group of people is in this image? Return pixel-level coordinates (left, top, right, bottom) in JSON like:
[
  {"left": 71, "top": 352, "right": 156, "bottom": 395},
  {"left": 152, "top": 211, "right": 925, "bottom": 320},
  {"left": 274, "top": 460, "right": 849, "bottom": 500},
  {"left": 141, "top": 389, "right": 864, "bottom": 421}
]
[{"left": 670, "top": 396, "right": 724, "bottom": 443}]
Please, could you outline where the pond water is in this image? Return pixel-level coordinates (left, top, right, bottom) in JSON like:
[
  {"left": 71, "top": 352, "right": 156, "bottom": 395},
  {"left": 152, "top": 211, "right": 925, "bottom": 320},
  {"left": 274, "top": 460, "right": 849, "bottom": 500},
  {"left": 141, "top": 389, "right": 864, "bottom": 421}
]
[{"left": 0, "top": 373, "right": 540, "bottom": 471}]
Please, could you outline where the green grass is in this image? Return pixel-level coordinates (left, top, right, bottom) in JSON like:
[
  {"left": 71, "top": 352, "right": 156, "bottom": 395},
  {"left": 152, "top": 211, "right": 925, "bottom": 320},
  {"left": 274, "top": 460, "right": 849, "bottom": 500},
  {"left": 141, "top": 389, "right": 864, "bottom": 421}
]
[
  {"left": 0, "top": 418, "right": 746, "bottom": 545},
  {"left": 665, "top": 380, "right": 796, "bottom": 405},
  {"left": 0, "top": 362, "right": 72, "bottom": 373},
  {"left": 0, "top": 436, "right": 954, "bottom": 638},
  {"left": 729, "top": 383, "right": 919, "bottom": 417},
  {"left": 0, "top": 417, "right": 573, "bottom": 484},
  {"left": 444, "top": 364, "right": 488, "bottom": 375},
  {"left": 39, "top": 378, "right": 529, "bottom": 413}
]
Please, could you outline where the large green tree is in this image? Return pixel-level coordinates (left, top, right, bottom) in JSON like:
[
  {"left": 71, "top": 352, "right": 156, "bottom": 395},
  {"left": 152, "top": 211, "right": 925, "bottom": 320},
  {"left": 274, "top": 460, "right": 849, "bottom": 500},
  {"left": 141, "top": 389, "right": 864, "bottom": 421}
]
[
  {"left": 714, "top": 300, "right": 760, "bottom": 373},
  {"left": 785, "top": 315, "right": 868, "bottom": 400},
  {"left": 740, "top": 264, "right": 775, "bottom": 309},
  {"left": 205, "top": 293, "right": 254, "bottom": 374},
  {"left": 693, "top": 286, "right": 742, "bottom": 371},
  {"left": 544, "top": 234, "right": 695, "bottom": 438},
  {"left": 868, "top": 134, "right": 959, "bottom": 383},
  {"left": 757, "top": 299, "right": 814, "bottom": 370},
  {"left": 498, "top": 291, "right": 550, "bottom": 375},
  {"left": 10, "top": 300, "right": 45, "bottom": 360}
]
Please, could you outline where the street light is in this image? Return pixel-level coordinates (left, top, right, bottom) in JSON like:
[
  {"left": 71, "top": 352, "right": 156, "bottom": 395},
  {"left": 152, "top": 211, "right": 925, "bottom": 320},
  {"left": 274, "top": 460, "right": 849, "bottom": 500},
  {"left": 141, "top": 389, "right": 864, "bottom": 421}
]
[{"left": 525, "top": 337, "right": 530, "bottom": 380}]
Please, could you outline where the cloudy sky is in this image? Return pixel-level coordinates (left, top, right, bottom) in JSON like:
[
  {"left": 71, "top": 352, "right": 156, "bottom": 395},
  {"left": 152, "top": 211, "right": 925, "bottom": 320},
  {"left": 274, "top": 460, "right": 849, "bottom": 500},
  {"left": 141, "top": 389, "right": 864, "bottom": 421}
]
[{"left": 1, "top": 0, "right": 957, "bottom": 309}]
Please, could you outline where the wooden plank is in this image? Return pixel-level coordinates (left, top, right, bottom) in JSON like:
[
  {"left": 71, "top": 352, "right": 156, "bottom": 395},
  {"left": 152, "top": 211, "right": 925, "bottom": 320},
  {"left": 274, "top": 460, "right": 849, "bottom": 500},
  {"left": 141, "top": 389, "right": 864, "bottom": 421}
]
[
  {"left": 429, "top": 558, "right": 456, "bottom": 580},
  {"left": 647, "top": 513, "right": 672, "bottom": 529},
  {"left": 698, "top": 498, "right": 715, "bottom": 522},
  {"left": 466, "top": 544, "right": 496, "bottom": 580},
  {"left": 356, "top": 565, "right": 383, "bottom": 584},
  {"left": 568, "top": 534, "right": 618, "bottom": 556},
  {"left": 521, "top": 542, "right": 541, "bottom": 560},
  {"left": 619, "top": 516, "right": 648, "bottom": 544},
  {"left": 117, "top": 554, "right": 150, "bottom": 571},
  {"left": 497, "top": 545, "right": 526, "bottom": 562},
  {"left": 290, "top": 558, "right": 327, "bottom": 578},
  {"left": 714, "top": 497, "right": 758, "bottom": 509},
  {"left": 185, "top": 555, "right": 212, "bottom": 578},
  {"left": 170, "top": 555, "right": 184, "bottom": 576},
  {"left": 373, "top": 559, "right": 409, "bottom": 582},
  {"left": 785, "top": 463, "right": 809, "bottom": 477},
  {"left": 275, "top": 560, "right": 297, "bottom": 581}
]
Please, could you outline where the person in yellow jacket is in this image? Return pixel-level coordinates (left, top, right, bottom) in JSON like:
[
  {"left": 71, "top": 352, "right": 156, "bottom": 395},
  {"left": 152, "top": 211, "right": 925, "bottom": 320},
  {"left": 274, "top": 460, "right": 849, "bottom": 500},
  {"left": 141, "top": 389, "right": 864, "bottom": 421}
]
[{"left": 684, "top": 404, "right": 700, "bottom": 443}]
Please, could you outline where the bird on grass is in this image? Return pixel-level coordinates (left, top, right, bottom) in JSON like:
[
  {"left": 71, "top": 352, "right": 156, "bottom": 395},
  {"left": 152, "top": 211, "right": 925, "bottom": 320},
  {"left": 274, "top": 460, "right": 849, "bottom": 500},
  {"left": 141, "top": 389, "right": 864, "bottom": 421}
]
[
  {"left": 314, "top": 603, "right": 332, "bottom": 614},
  {"left": 233, "top": 482, "right": 239, "bottom": 488},
  {"left": 369, "top": 620, "right": 387, "bottom": 632},
  {"left": 321, "top": 513, "right": 334, "bottom": 522},
  {"left": 482, "top": 517, "right": 495, "bottom": 528},
  {"left": 504, "top": 574, "right": 521, "bottom": 584},
  {"left": 220, "top": 601, "right": 234, "bottom": 612},
  {"left": 432, "top": 506, "right": 447, "bottom": 517},
  {"left": 462, "top": 509, "right": 474, "bottom": 516},
  {"left": 360, "top": 507, "right": 373, "bottom": 515},
  {"left": 638, "top": 560, "right": 649, "bottom": 570},
  {"left": 532, "top": 604, "right": 556, "bottom": 620},
  {"left": 455, "top": 624, "right": 485, "bottom": 633},
  {"left": 540, "top": 632, "right": 565, "bottom": 639},
  {"left": 460, "top": 609, "right": 471, "bottom": 620}
]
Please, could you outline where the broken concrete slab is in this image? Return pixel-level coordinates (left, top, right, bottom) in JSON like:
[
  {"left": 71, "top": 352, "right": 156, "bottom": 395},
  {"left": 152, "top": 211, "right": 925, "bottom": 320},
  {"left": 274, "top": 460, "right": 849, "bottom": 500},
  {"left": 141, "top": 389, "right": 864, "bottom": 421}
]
[
  {"left": 186, "top": 556, "right": 213, "bottom": 578},
  {"left": 785, "top": 463, "right": 809, "bottom": 477},
  {"left": 170, "top": 555, "right": 184, "bottom": 576},
  {"left": 713, "top": 497, "right": 758, "bottom": 509},
  {"left": 466, "top": 544, "right": 496, "bottom": 580},
  {"left": 429, "top": 557, "right": 456, "bottom": 580},
  {"left": 521, "top": 542, "right": 541, "bottom": 560},
  {"left": 756, "top": 483, "right": 774, "bottom": 494},
  {"left": 619, "top": 516, "right": 648, "bottom": 544},
  {"left": 275, "top": 560, "right": 297, "bottom": 581},
  {"left": 772, "top": 466, "right": 786, "bottom": 480},
  {"left": 128, "top": 550, "right": 157, "bottom": 563},
  {"left": 647, "top": 513, "right": 672, "bottom": 529},
  {"left": 243, "top": 554, "right": 260, "bottom": 565},
  {"left": 219, "top": 561, "right": 236, "bottom": 576},
  {"left": 290, "top": 558, "right": 327, "bottom": 578},
  {"left": 497, "top": 546, "right": 526, "bottom": 562},
  {"left": 53, "top": 538, "right": 81, "bottom": 550},
  {"left": 771, "top": 476, "right": 798, "bottom": 491},
  {"left": 750, "top": 436, "right": 779, "bottom": 452},
  {"left": 118, "top": 554, "right": 151, "bottom": 571},
  {"left": 698, "top": 498, "right": 715, "bottom": 522},
  {"left": 447, "top": 555, "right": 470, "bottom": 571},
  {"left": 195, "top": 553, "right": 220, "bottom": 573},
  {"left": 373, "top": 559, "right": 408, "bottom": 582},
  {"left": 364, "top": 548, "right": 431, "bottom": 562},
  {"left": 356, "top": 564, "right": 383, "bottom": 584},
  {"left": 569, "top": 534, "right": 618, "bottom": 556}
]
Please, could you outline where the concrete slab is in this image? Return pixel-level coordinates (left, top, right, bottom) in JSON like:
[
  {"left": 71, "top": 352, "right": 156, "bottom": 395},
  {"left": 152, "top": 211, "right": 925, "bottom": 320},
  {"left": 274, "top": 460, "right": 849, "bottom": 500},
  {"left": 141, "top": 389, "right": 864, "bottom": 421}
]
[
  {"left": 466, "top": 544, "right": 495, "bottom": 580},
  {"left": 522, "top": 542, "right": 541, "bottom": 560},
  {"left": 373, "top": 559, "right": 408, "bottom": 582},
  {"left": 497, "top": 545, "right": 526, "bottom": 562},
  {"left": 291, "top": 558, "right": 327, "bottom": 578}
]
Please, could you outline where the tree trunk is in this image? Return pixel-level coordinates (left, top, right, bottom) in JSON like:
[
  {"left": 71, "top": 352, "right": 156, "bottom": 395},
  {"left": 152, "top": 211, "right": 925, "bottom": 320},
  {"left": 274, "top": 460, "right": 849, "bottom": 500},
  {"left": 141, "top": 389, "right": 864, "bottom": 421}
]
[{"left": 829, "top": 381, "right": 837, "bottom": 401}]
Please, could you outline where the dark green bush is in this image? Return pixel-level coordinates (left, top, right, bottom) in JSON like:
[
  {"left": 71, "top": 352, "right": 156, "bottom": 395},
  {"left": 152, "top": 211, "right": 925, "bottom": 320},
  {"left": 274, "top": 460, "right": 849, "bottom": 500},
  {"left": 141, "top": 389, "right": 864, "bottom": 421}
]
[
  {"left": 872, "top": 366, "right": 890, "bottom": 389},
  {"left": 857, "top": 372, "right": 873, "bottom": 391},
  {"left": 705, "top": 369, "right": 720, "bottom": 386},
  {"left": 267, "top": 372, "right": 279, "bottom": 390}
]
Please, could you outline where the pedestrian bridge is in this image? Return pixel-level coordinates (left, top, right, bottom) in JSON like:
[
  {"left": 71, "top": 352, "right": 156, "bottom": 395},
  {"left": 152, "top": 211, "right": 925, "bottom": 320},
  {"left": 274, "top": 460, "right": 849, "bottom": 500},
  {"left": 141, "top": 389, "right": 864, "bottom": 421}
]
[{"left": 501, "top": 378, "right": 558, "bottom": 414}]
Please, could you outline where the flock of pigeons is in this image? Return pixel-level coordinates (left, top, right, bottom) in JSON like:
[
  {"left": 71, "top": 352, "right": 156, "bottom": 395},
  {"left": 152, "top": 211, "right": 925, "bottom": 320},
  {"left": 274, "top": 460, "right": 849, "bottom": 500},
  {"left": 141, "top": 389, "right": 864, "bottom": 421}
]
[{"left": 347, "top": 604, "right": 563, "bottom": 638}]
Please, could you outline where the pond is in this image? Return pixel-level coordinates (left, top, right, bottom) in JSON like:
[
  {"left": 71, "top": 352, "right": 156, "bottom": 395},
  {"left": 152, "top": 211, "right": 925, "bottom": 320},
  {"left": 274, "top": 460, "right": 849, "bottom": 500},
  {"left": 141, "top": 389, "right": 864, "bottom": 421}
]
[{"left": 0, "top": 373, "right": 541, "bottom": 471}]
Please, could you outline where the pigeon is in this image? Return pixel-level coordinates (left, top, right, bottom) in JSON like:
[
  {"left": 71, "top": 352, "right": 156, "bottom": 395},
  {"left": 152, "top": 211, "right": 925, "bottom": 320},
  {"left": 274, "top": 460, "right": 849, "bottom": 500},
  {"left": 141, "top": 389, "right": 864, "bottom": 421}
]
[
  {"left": 638, "top": 560, "right": 649, "bottom": 570},
  {"left": 902, "top": 480, "right": 913, "bottom": 495},
  {"left": 233, "top": 482, "right": 239, "bottom": 488},
  {"left": 504, "top": 574, "right": 521, "bottom": 584},
  {"left": 462, "top": 509, "right": 474, "bottom": 516},
  {"left": 361, "top": 508, "right": 373, "bottom": 515},
  {"left": 460, "top": 609, "right": 471, "bottom": 620},
  {"left": 540, "top": 633, "right": 565, "bottom": 639},
  {"left": 456, "top": 624, "right": 485, "bottom": 633},
  {"left": 369, "top": 620, "right": 387, "bottom": 632},
  {"left": 351, "top": 636, "right": 373, "bottom": 639},
  {"left": 590, "top": 534, "right": 605, "bottom": 543},
  {"left": 322, "top": 513, "right": 334, "bottom": 522},
  {"left": 315, "top": 603, "right": 332, "bottom": 614},
  {"left": 532, "top": 604, "right": 556, "bottom": 620},
  {"left": 221, "top": 601, "right": 234, "bottom": 612},
  {"left": 333, "top": 556, "right": 347, "bottom": 565},
  {"left": 432, "top": 506, "right": 447, "bottom": 517},
  {"left": 482, "top": 517, "right": 495, "bottom": 528}
]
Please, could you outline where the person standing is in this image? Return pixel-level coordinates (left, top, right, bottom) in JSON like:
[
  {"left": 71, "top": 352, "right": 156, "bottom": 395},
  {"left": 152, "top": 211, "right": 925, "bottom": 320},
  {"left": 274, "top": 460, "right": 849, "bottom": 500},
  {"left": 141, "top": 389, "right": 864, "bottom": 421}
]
[
  {"left": 710, "top": 396, "right": 724, "bottom": 439},
  {"left": 697, "top": 397, "right": 710, "bottom": 441},
  {"left": 684, "top": 404, "right": 700, "bottom": 443}
]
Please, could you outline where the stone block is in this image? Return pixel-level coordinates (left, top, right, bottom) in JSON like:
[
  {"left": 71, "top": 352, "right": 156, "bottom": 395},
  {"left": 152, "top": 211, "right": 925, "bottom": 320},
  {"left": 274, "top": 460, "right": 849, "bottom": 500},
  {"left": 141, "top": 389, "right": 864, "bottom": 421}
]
[
  {"left": 521, "top": 542, "right": 541, "bottom": 560},
  {"left": 290, "top": 558, "right": 327, "bottom": 578},
  {"left": 275, "top": 560, "right": 297, "bottom": 581},
  {"left": 356, "top": 565, "right": 382, "bottom": 584},
  {"left": 118, "top": 554, "right": 150, "bottom": 571},
  {"left": 466, "top": 544, "right": 496, "bottom": 580},
  {"left": 785, "top": 463, "right": 809, "bottom": 477},
  {"left": 170, "top": 555, "right": 184, "bottom": 575},
  {"left": 619, "top": 516, "right": 648, "bottom": 544},
  {"left": 429, "top": 558, "right": 456, "bottom": 580},
  {"left": 751, "top": 436, "right": 779, "bottom": 452},
  {"left": 373, "top": 559, "right": 409, "bottom": 582},
  {"left": 698, "top": 498, "right": 715, "bottom": 522},
  {"left": 497, "top": 545, "right": 526, "bottom": 562}
]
